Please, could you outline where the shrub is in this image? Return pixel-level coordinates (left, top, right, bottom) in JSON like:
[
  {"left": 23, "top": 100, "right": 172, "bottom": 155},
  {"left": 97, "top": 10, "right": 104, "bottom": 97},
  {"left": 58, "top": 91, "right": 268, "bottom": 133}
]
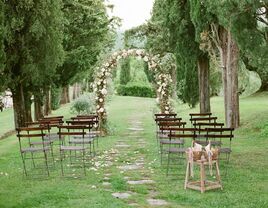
[
  {"left": 116, "top": 83, "right": 156, "bottom": 98},
  {"left": 70, "top": 93, "right": 95, "bottom": 115}
]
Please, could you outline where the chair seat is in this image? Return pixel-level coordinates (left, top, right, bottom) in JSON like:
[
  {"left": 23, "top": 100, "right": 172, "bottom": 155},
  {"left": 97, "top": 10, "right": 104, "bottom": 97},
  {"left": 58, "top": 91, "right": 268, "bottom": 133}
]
[
  {"left": 160, "top": 139, "right": 184, "bottom": 145},
  {"left": 44, "top": 133, "right": 62, "bottom": 141},
  {"left": 220, "top": 148, "right": 231, "bottom": 153},
  {"left": 21, "top": 146, "right": 50, "bottom": 153},
  {"left": 60, "top": 146, "right": 86, "bottom": 151},
  {"left": 69, "top": 138, "right": 94, "bottom": 144},
  {"left": 72, "top": 135, "right": 95, "bottom": 139},
  {"left": 89, "top": 131, "right": 100, "bottom": 135},
  {"left": 158, "top": 134, "right": 169, "bottom": 139},
  {"left": 30, "top": 141, "right": 52, "bottom": 146},
  {"left": 167, "top": 147, "right": 186, "bottom": 153},
  {"left": 195, "top": 140, "right": 222, "bottom": 146}
]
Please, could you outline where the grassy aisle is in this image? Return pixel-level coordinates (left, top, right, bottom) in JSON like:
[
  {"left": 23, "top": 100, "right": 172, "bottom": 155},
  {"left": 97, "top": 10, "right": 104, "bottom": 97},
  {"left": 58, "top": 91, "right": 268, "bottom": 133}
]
[{"left": 0, "top": 94, "right": 268, "bottom": 207}]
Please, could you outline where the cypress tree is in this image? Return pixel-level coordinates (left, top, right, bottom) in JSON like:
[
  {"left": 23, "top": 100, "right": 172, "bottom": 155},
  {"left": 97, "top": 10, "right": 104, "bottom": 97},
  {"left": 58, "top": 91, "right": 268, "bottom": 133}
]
[
  {"left": 0, "top": 1, "right": 6, "bottom": 90},
  {"left": 120, "top": 58, "right": 131, "bottom": 85},
  {"left": 3, "top": 0, "right": 64, "bottom": 127}
]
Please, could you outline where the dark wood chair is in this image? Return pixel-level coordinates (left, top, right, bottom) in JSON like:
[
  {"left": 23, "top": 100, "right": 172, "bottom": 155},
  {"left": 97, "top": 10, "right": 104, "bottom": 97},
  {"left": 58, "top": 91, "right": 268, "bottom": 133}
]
[
  {"left": 155, "top": 117, "right": 182, "bottom": 145},
  {"left": 16, "top": 127, "right": 52, "bottom": 177},
  {"left": 166, "top": 128, "right": 197, "bottom": 176},
  {"left": 66, "top": 120, "right": 96, "bottom": 155},
  {"left": 158, "top": 122, "right": 187, "bottom": 164},
  {"left": 58, "top": 125, "right": 87, "bottom": 176},
  {"left": 70, "top": 115, "right": 100, "bottom": 146},
  {"left": 206, "top": 127, "right": 234, "bottom": 162}
]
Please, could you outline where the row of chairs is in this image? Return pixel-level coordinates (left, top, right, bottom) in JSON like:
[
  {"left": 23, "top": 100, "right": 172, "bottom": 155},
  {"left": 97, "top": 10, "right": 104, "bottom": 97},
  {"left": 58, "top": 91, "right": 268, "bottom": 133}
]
[
  {"left": 154, "top": 113, "right": 234, "bottom": 175},
  {"left": 17, "top": 115, "right": 100, "bottom": 177}
]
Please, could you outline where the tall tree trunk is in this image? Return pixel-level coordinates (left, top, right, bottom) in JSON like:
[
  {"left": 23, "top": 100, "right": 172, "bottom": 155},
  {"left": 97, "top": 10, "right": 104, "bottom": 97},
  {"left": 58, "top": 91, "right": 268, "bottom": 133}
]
[
  {"left": 66, "top": 86, "right": 70, "bottom": 103},
  {"left": 226, "top": 30, "right": 240, "bottom": 128},
  {"left": 60, "top": 86, "right": 69, "bottom": 104},
  {"left": 217, "top": 27, "right": 240, "bottom": 128},
  {"left": 218, "top": 26, "right": 228, "bottom": 124},
  {"left": 72, "top": 83, "right": 77, "bottom": 100},
  {"left": 34, "top": 100, "right": 43, "bottom": 121},
  {"left": 198, "top": 54, "right": 210, "bottom": 113},
  {"left": 12, "top": 84, "right": 27, "bottom": 128},
  {"left": 24, "top": 90, "right": 33, "bottom": 123},
  {"left": 76, "top": 83, "right": 81, "bottom": 97},
  {"left": 34, "top": 96, "right": 44, "bottom": 121},
  {"left": 44, "top": 87, "right": 52, "bottom": 115}
]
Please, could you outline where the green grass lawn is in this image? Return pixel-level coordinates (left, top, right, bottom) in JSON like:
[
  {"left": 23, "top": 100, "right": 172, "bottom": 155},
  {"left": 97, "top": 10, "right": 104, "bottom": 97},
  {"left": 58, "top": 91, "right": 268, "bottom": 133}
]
[
  {"left": 0, "top": 108, "right": 15, "bottom": 137},
  {"left": 0, "top": 94, "right": 268, "bottom": 207}
]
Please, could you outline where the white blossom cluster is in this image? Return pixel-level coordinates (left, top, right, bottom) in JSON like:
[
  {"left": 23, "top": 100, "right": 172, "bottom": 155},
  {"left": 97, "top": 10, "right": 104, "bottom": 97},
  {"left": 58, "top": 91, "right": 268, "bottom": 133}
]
[{"left": 156, "top": 73, "right": 173, "bottom": 114}]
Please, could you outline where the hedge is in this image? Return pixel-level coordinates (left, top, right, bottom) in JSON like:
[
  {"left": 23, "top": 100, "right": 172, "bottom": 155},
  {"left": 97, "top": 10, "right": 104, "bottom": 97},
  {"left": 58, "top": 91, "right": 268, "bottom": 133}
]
[{"left": 116, "top": 83, "right": 156, "bottom": 98}]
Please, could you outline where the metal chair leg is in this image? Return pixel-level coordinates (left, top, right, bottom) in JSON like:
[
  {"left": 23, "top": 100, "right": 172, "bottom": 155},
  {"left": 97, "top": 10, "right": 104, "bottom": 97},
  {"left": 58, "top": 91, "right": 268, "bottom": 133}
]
[
  {"left": 21, "top": 153, "right": 27, "bottom": 176},
  {"left": 44, "top": 151, "right": 50, "bottom": 177},
  {"left": 60, "top": 150, "right": 64, "bottom": 176}
]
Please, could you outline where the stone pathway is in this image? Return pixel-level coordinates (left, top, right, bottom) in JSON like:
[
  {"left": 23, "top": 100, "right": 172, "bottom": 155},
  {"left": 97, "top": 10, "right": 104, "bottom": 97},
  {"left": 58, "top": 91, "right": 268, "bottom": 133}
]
[{"left": 106, "top": 116, "right": 170, "bottom": 207}]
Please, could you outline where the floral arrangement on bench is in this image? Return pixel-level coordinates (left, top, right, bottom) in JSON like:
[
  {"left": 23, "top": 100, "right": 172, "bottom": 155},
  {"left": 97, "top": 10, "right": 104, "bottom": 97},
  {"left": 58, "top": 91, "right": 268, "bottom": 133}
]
[{"left": 186, "top": 141, "right": 219, "bottom": 177}]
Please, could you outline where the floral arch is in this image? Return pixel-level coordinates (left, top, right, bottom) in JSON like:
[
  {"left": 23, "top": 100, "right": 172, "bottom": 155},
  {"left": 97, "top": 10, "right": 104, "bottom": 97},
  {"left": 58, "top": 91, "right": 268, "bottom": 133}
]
[{"left": 92, "top": 49, "right": 176, "bottom": 131}]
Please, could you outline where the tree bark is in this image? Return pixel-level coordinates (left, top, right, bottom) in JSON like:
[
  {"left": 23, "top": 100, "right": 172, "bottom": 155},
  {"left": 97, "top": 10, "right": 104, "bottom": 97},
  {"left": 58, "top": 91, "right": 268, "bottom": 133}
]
[
  {"left": 44, "top": 87, "right": 52, "bottom": 115},
  {"left": 60, "top": 86, "right": 70, "bottom": 104},
  {"left": 12, "top": 84, "right": 27, "bottom": 128},
  {"left": 218, "top": 26, "right": 228, "bottom": 123},
  {"left": 198, "top": 54, "right": 210, "bottom": 113},
  {"left": 72, "top": 83, "right": 77, "bottom": 100},
  {"left": 34, "top": 96, "right": 44, "bottom": 121},
  {"left": 24, "top": 90, "right": 33, "bottom": 123},
  {"left": 226, "top": 30, "right": 240, "bottom": 128},
  {"left": 76, "top": 83, "right": 81, "bottom": 97}
]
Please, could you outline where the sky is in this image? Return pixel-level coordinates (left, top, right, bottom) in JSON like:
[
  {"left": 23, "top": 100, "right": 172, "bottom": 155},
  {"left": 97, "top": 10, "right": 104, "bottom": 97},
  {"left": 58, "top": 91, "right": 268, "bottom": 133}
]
[{"left": 108, "top": 0, "right": 154, "bottom": 31}]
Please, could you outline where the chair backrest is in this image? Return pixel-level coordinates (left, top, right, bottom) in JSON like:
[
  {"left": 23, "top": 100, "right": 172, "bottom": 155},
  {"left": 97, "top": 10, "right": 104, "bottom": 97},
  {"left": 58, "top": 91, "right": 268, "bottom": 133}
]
[
  {"left": 206, "top": 128, "right": 234, "bottom": 141},
  {"left": 72, "top": 115, "right": 98, "bottom": 121},
  {"left": 16, "top": 127, "right": 49, "bottom": 150},
  {"left": 66, "top": 120, "right": 95, "bottom": 129},
  {"left": 43, "top": 116, "right": 64, "bottom": 120},
  {"left": 158, "top": 121, "right": 187, "bottom": 130},
  {"left": 154, "top": 113, "right": 177, "bottom": 119},
  {"left": 190, "top": 116, "right": 217, "bottom": 125},
  {"left": 189, "top": 113, "right": 212, "bottom": 118},
  {"left": 155, "top": 117, "right": 182, "bottom": 123},
  {"left": 76, "top": 114, "right": 98, "bottom": 120},
  {"left": 39, "top": 117, "right": 64, "bottom": 128},
  {"left": 168, "top": 128, "right": 197, "bottom": 140},
  {"left": 26, "top": 120, "right": 50, "bottom": 127},
  {"left": 194, "top": 122, "right": 224, "bottom": 128}
]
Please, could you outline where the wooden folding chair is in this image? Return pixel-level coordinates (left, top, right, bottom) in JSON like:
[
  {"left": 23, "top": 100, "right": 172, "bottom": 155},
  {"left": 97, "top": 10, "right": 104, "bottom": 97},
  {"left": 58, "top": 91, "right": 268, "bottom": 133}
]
[
  {"left": 58, "top": 125, "right": 87, "bottom": 176},
  {"left": 70, "top": 115, "right": 100, "bottom": 146},
  {"left": 158, "top": 122, "right": 186, "bottom": 164},
  {"left": 155, "top": 117, "right": 182, "bottom": 142},
  {"left": 166, "top": 128, "right": 197, "bottom": 176},
  {"left": 66, "top": 119, "right": 96, "bottom": 156},
  {"left": 206, "top": 128, "right": 234, "bottom": 162},
  {"left": 16, "top": 127, "right": 52, "bottom": 177}
]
